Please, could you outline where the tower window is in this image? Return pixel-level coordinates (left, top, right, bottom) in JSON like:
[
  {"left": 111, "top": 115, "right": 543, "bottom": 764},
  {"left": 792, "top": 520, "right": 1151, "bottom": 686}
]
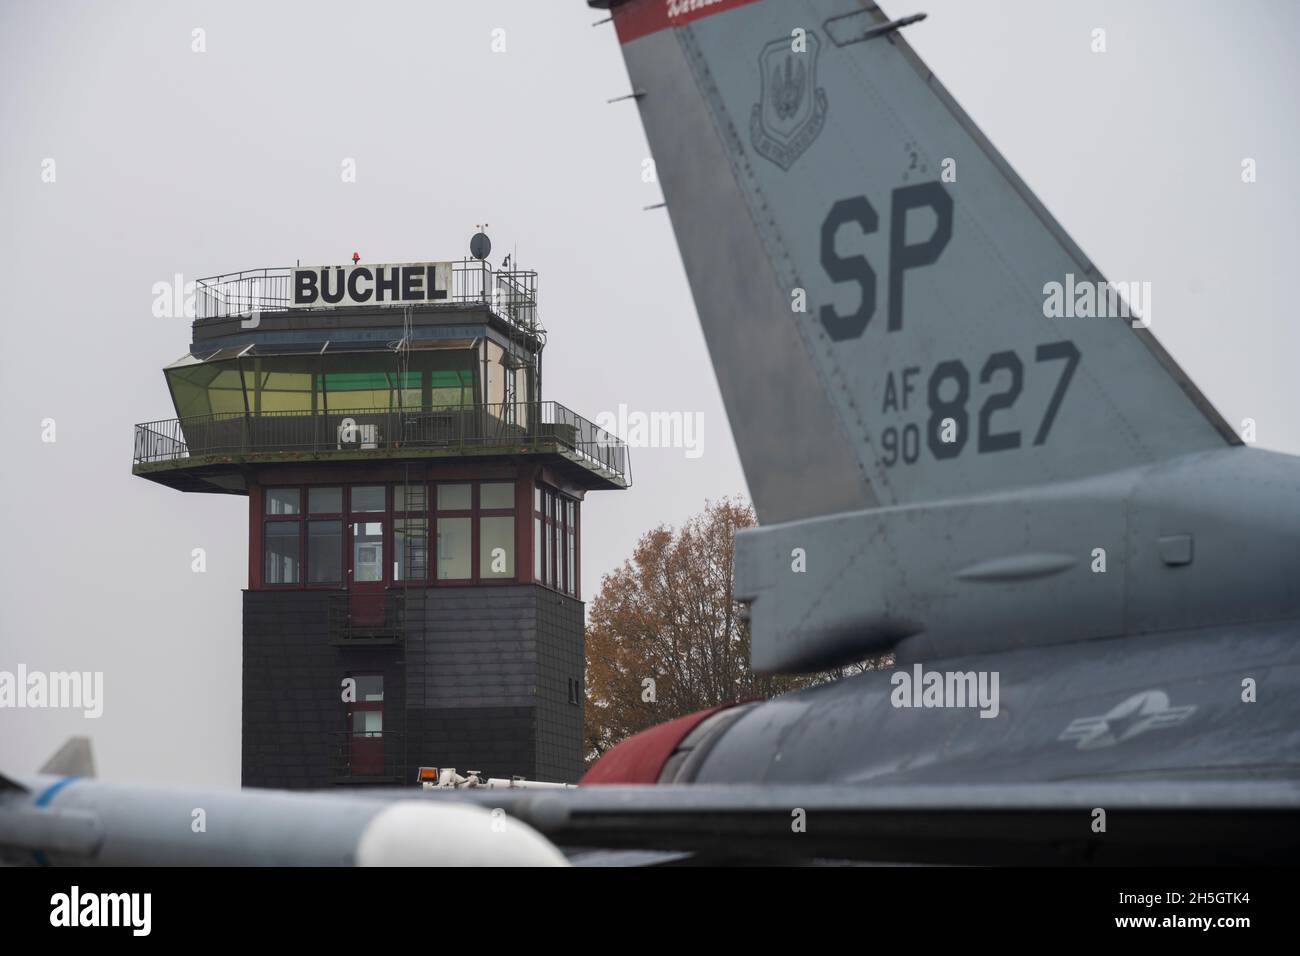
[
  {"left": 480, "top": 482, "right": 514, "bottom": 510},
  {"left": 308, "top": 486, "right": 342, "bottom": 514},
  {"left": 266, "top": 488, "right": 301, "bottom": 515},
  {"left": 435, "top": 483, "right": 472, "bottom": 580},
  {"left": 350, "top": 485, "right": 385, "bottom": 512},
  {"left": 534, "top": 514, "right": 543, "bottom": 581},
  {"left": 394, "top": 483, "right": 426, "bottom": 513},
  {"left": 534, "top": 484, "right": 579, "bottom": 597},
  {"left": 393, "top": 519, "right": 427, "bottom": 581},
  {"left": 436, "top": 518, "right": 471, "bottom": 580},
  {"left": 307, "top": 520, "right": 343, "bottom": 583},
  {"left": 264, "top": 522, "right": 300, "bottom": 584},
  {"left": 394, "top": 483, "right": 427, "bottom": 582},
  {"left": 479, "top": 516, "right": 515, "bottom": 578},
  {"left": 479, "top": 482, "right": 515, "bottom": 579},
  {"left": 353, "top": 675, "right": 383, "bottom": 701},
  {"left": 437, "top": 483, "right": 471, "bottom": 511},
  {"left": 256, "top": 480, "right": 524, "bottom": 588}
]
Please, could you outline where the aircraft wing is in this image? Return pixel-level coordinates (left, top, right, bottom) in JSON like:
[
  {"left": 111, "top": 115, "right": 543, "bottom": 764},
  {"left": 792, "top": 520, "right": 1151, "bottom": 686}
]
[
  {"left": 411, "top": 779, "right": 1300, "bottom": 865},
  {"left": 410, "top": 780, "right": 1300, "bottom": 868}
]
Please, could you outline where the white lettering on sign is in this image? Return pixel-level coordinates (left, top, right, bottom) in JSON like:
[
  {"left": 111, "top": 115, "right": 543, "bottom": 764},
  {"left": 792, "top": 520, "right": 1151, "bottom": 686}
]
[{"left": 291, "top": 262, "right": 452, "bottom": 308}]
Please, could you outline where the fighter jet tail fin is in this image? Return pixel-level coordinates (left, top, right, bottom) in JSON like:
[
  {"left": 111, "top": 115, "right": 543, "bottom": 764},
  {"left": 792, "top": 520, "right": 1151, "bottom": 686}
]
[
  {"left": 39, "top": 737, "right": 96, "bottom": 778},
  {"left": 597, "top": 0, "right": 1237, "bottom": 521}
]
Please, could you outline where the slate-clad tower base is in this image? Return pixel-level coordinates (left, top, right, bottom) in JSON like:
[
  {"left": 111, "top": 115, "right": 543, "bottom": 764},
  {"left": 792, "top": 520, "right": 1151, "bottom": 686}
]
[{"left": 242, "top": 585, "right": 586, "bottom": 787}]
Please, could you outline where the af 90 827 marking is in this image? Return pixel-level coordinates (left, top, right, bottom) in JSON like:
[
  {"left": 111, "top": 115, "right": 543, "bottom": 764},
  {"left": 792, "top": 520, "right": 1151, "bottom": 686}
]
[{"left": 880, "top": 340, "right": 1080, "bottom": 467}]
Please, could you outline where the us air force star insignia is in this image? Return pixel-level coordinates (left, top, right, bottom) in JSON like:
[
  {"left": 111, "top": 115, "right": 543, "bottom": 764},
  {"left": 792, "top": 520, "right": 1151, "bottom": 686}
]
[
  {"left": 1058, "top": 690, "right": 1196, "bottom": 750},
  {"left": 750, "top": 32, "right": 828, "bottom": 171}
]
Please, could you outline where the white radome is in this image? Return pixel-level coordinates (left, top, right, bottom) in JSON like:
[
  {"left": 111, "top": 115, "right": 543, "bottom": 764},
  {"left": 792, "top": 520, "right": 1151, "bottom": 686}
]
[{"left": 355, "top": 801, "right": 568, "bottom": 867}]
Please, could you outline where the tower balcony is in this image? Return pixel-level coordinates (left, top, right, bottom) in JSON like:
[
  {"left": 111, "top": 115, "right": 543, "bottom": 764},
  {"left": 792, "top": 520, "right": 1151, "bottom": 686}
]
[{"left": 133, "top": 401, "right": 630, "bottom": 494}]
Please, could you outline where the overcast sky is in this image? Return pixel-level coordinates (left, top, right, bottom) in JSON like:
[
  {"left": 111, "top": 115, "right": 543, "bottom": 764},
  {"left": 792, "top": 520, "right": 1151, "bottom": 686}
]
[{"left": 2, "top": 0, "right": 1297, "bottom": 786}]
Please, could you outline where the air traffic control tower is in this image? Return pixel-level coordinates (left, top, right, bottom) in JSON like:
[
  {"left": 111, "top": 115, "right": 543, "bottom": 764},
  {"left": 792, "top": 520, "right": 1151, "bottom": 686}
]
[{"left": 133, "top": 238, "right": 630, "bottom": 787}]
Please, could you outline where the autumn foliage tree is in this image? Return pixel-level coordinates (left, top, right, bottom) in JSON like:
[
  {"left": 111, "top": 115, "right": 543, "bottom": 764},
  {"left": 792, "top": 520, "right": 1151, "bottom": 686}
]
[{"left": 584, "top": 497, "right": 821, "bottom": 762}]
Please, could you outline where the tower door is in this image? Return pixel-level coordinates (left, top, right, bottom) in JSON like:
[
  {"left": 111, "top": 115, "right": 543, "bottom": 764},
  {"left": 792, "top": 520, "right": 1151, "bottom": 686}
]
[
  {"left": 348, "top": 518, "right": 386, "bottom": 628},
  {"left": 347, "top": 676, "right": 384, "bottom": 776}
]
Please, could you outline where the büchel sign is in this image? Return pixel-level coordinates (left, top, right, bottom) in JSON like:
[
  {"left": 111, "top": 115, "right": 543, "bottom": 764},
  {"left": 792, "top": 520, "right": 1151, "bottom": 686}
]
[{"left": 291, "top": 262, "right": 452, "bottom": 308}]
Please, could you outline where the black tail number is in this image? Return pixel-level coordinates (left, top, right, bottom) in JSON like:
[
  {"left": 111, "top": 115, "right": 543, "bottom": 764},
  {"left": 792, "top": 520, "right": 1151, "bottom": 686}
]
[{"left": 880, "top": 341, "right": 1080, "bottom": 467}]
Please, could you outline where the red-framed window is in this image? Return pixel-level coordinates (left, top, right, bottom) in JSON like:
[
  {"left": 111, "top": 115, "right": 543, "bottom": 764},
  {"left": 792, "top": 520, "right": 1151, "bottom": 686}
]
[
  {"left": 262, "top": 485, "right": 361, "bottom": 588},
  {"left": 259, "top": 480, "right": 521, "bottom": 589},
  {"left": 477, "top": 481, "right": 515, "bottom": 582},
  {"left": 534, "top": 484, "right": 578, "bottom": 597},
  {"left": 263, "top": 488, "right": 303, "bottom": 585},
  {"left": 433, "top": 482, "right": 472, "bottom": 582},
  {"left": 306, "top": 487, "right": 344, "bottom": 585}
]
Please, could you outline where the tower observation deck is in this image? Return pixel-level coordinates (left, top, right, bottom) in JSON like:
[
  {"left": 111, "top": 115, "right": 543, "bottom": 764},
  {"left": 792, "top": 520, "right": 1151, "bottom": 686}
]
[{"left": 133, "top": 253, "right": 629, "bottom": 787}]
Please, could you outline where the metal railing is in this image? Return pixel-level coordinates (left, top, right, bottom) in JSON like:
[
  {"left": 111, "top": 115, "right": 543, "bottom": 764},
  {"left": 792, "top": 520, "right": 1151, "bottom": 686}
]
[
  {"left": 133, "top": 401, "right": 630, "bottom": 484},
  {"left": 327, "top": 591, "right": 414, "bottom": 645},
  {"left": 194, "top": 261, "right": 538, "bottom": 328}
]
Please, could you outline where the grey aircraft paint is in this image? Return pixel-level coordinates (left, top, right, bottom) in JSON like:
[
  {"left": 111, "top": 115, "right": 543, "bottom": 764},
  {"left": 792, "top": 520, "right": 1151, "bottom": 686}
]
[
  {"left": 610, "top": 0, "right": 1237, "bottom": 523},
  {"left": 552, "top": 0, "right": 1300, "bottom": 860},
  {"left": 594, "top": 0, "right": 1297, "bottom": 670}
]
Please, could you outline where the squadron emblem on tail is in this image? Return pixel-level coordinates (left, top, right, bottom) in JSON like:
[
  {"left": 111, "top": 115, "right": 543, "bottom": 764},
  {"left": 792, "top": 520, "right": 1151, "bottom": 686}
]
[{"left": 751, "top": 32, "right": 828, "bottom": 170}]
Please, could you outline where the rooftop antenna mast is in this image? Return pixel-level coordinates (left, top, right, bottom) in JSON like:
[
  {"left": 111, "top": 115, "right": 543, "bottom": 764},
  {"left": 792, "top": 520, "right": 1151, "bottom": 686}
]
[{"left": 470, "top": 226, "right": 491, "bottom": 304}]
